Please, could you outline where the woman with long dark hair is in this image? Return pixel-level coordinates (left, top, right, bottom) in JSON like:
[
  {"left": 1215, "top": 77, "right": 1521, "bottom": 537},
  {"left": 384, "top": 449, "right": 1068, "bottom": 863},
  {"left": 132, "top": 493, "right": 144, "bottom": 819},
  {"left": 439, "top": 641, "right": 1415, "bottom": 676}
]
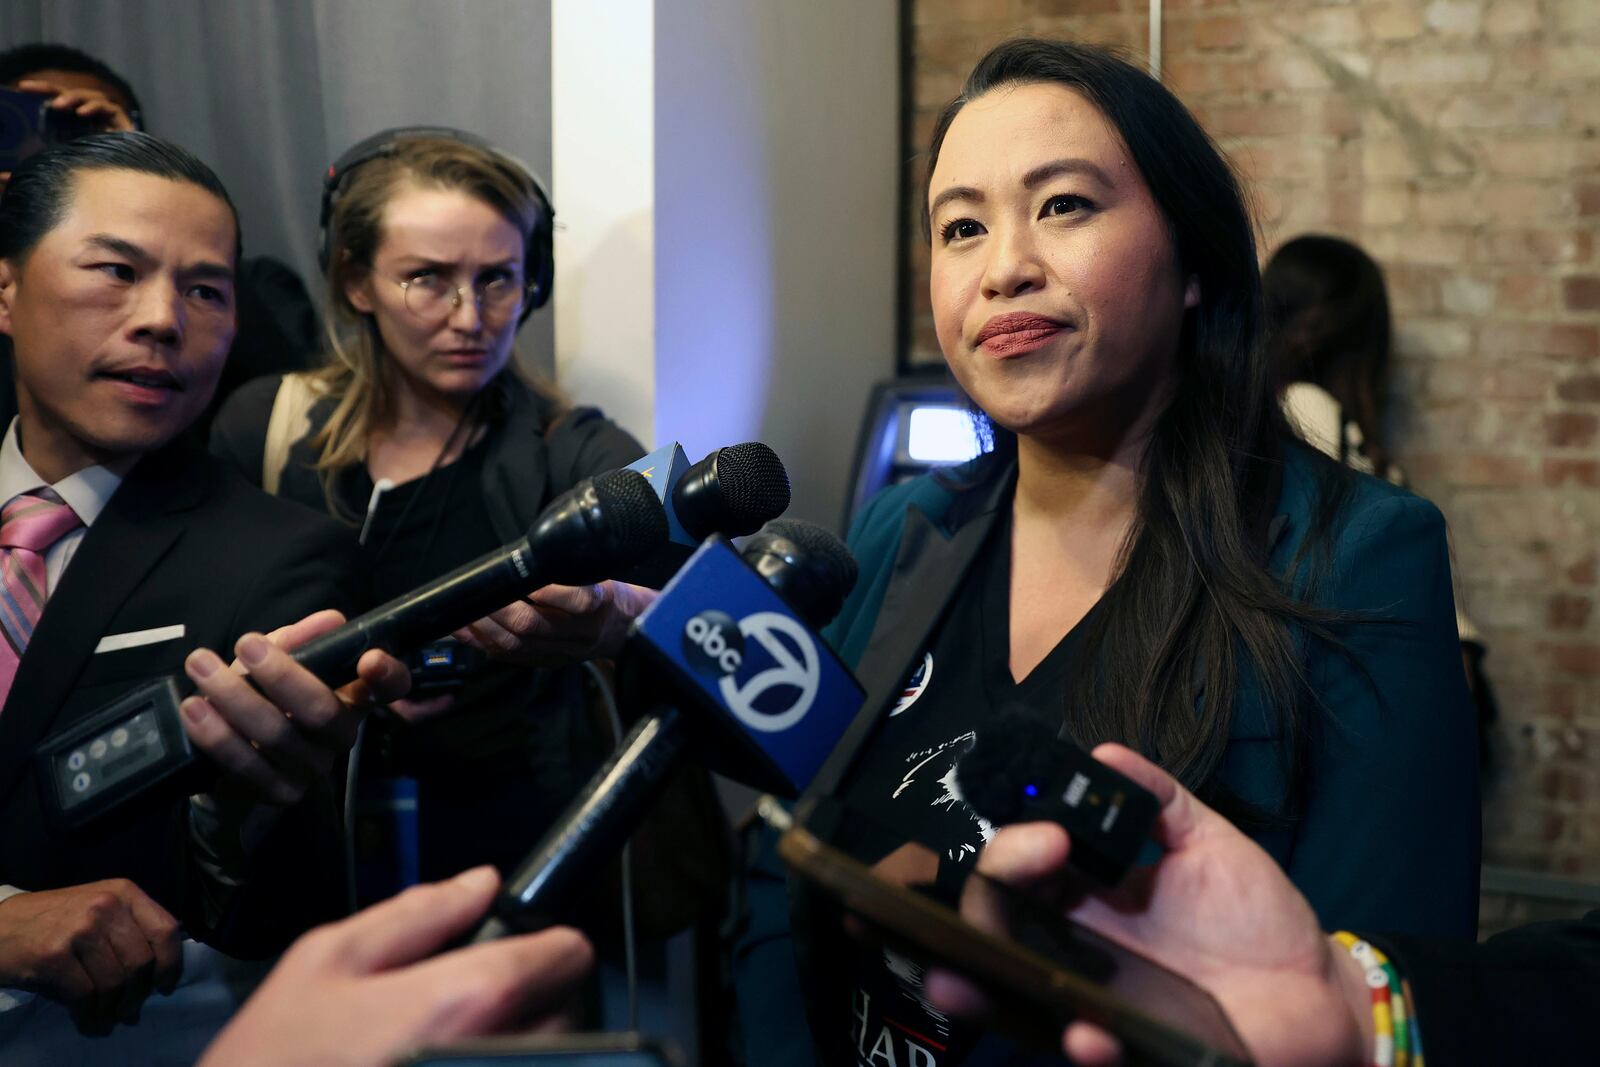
[
  {"left": 736, "top": 39, "right": 1480, "bottom": 1067},
  {"left": 1265, "top": 232, "right": 1496, "bottom": 762},
  {"left": 1265, "top": 233, "right": 1396, "bottom": 478}
]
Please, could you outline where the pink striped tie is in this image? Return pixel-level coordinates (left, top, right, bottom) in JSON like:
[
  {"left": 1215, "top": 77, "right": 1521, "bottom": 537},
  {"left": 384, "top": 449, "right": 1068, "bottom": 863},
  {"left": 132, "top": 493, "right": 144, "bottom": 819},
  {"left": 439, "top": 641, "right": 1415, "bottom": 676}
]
[{"left": 0, "top": 488, "right": 82, "bottom": 705}]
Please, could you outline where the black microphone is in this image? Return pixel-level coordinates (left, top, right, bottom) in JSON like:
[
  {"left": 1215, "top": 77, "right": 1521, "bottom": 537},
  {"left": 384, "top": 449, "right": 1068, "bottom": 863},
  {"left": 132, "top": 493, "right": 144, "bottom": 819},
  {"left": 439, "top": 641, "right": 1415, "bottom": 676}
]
[
  {"left": 673, "top": 442, "right": 792, "bottom": 540},
  {"left": 35, "top": 468, "right": 668, "bottom": 830},
  {"left": 955, "top": 706, "right": 1159, "bottom": 886},
  {"left": 292, "top": 467, "right": 666, "bottom": 680},
  {"left": 621, "top": 442, "right": 792, "bottom": 587},
  {"left": 739, "top": 518, "right": 859, "bottom": 631},
  {"left": 473, "top": 519, "right": 863, "bottom": 940}
]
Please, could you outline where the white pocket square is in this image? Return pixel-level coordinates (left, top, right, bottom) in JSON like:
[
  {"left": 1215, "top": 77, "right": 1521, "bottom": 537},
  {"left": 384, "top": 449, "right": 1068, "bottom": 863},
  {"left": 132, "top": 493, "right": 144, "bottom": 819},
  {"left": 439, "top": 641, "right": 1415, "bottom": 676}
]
[{"left": 94, "top": 624, "right": 186, "bottom": 654}]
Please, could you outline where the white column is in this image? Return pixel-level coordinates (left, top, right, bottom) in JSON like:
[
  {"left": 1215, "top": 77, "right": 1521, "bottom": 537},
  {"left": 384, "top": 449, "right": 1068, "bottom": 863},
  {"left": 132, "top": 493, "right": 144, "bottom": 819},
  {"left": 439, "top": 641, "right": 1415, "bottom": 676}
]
[
  {"left": 654, "top": 0, "right": 898, "bottom": 527},
  {"left": 554, "top": 0, "right": 897, "bottom": 527},
  {"left": 551, "top": 0, "right": 656, "bottom": 446}
]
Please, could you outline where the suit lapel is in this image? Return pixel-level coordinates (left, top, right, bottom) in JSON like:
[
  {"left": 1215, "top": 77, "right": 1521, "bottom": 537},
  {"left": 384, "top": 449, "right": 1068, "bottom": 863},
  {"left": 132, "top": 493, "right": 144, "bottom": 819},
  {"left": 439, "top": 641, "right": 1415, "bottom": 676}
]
[
  {"left": 0, "top": 448, "right": 207, "bottom": 795},
  {"left": 807, "top": 479, "right": 1006, "bottom": 800}
]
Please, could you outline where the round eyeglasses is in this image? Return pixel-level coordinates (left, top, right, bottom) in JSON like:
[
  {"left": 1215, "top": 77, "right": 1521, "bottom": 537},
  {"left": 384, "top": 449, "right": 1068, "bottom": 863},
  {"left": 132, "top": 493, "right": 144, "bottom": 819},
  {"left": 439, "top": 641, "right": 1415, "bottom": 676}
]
[{"left": 396, "top": 272, "right": 530, "bottom": 324}]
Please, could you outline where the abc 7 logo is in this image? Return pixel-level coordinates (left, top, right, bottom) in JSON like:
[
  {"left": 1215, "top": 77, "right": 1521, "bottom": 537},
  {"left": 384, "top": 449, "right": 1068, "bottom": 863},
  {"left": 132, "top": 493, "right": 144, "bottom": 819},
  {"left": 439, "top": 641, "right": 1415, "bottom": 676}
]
[{"left": 681, "top": 610, "right": 819, "bottom": 733}]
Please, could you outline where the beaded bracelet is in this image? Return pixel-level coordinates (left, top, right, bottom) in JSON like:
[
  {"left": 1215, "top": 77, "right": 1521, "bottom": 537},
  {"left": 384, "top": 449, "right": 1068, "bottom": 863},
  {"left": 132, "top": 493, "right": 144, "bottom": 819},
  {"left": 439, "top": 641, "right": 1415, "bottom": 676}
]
[{"left": 1332, "top": 932, "right": 1425, "bottom": 1067}]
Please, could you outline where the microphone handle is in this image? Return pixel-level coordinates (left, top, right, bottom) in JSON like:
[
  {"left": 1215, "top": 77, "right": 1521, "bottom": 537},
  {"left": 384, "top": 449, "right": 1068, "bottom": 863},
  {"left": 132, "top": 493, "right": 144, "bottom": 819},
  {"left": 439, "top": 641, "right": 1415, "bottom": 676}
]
[
  {"left": 473, "top": 705, "right": 690, "bottom": 942},
  {"left": 292, "top": 536, "right": 538, "bottom": 682}
]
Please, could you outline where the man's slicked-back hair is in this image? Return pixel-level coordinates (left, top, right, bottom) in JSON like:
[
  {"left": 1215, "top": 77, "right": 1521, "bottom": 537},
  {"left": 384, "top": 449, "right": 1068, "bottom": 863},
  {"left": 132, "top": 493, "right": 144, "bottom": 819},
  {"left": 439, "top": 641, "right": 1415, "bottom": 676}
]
[
  {"left": 0, "top": 42, "right": 143, "bottom": 121},
  {"left": 0, "top": 131, "right": 241, "bottom": 265}
]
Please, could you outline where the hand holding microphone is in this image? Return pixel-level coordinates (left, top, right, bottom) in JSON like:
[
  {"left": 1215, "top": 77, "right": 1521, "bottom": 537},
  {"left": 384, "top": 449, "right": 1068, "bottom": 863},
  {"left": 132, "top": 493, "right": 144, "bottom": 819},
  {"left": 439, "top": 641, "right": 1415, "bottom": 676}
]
[
  {"left": 180, "top": 609, "right": 410, "bottom": 807},
  {"left": 451, "top": 442, "right": 794, "bottom": 671},
  {"left": 37, "top": 468, "right": 671, "bottom": 828},
  {"left": 473, "top": 518, "right": 863, "bottom": 940},
  {"left": 450, "top": 579, "right": 661, "bottom": 673}
]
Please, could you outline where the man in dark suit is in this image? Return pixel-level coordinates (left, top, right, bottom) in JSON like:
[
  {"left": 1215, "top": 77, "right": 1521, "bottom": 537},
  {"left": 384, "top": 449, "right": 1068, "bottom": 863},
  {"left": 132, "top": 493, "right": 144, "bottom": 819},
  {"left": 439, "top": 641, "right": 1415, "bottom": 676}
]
[{"left": 0, "top": 132, "right": 405, "bottom": 1035}]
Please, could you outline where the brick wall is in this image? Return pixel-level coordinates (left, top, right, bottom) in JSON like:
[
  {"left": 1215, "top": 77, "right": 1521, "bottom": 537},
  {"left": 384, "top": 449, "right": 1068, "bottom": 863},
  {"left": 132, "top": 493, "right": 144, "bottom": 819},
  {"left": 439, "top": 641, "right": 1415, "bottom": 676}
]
[{"left": 904, "top": 0, "right": 1600, "bottom": 882}]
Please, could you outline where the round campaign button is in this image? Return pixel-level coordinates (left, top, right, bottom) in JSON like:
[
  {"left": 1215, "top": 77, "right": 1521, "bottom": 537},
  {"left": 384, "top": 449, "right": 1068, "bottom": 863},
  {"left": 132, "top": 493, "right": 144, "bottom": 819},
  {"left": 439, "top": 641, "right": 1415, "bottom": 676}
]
[
  {"left": 72, "top": 772, "right": 92, "bottom": 793},
  {"left": 67, "top": 750, "right": 86, "bottom": 771},
  {"left": 89, "top": 739, "right": 108, "bottom": 760},
  {"left": 111, "top": 728, "right": 129, "bottom": 748}
]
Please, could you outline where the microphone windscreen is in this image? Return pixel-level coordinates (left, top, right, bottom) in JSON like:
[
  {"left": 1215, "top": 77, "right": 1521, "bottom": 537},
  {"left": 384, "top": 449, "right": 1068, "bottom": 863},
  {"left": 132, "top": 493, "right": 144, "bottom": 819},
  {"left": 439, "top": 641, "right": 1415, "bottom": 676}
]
[
  {"left": 753, "top": 518, "right": 859, "bottom": 598},
  {"left": 955, "top": 705, "right": 1060, "bottom": 827},
  {"left": 591, "top": 468, "right": 670, "bottom": 558},
  {"left": 678, "top": 442, "right": 791, "bottom": 539},
  {"left": 739, "top": 518, "right": 859, "bottom": 630}
]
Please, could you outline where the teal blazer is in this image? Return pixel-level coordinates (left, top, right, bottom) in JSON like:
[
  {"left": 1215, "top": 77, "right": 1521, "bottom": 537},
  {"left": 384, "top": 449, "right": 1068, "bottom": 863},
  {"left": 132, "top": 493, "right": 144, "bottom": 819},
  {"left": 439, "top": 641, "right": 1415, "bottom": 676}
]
[{"left": 731, "top": 441, "right": 1480, "bottom": 1065}]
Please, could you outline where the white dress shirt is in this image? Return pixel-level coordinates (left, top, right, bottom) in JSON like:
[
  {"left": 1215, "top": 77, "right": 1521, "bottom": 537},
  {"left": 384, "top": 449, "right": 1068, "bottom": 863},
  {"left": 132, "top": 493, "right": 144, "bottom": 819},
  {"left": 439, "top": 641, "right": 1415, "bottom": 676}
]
[
  {"left": 0, "top": 419, "right": 128, "bottom": 913},
  {"left": 0, "top": 418, "right": 127, "bottom": 594}
]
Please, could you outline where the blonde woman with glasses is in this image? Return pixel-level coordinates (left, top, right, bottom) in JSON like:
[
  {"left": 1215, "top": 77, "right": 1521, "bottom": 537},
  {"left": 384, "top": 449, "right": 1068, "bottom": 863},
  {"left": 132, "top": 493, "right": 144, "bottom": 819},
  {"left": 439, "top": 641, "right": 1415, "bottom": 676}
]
[{"left": 209, "top": 133, "right": 700, "bottom": 910}]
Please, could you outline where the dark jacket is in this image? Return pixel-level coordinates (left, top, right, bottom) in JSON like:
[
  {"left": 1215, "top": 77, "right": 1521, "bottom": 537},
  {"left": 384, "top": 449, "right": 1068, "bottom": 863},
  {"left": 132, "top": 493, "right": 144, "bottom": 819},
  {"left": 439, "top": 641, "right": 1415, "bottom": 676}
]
[
  {"left": 209, "top": 371, "right": 644, "bottom": 541},
  {"left": 1373, "top": 911, "right": 1600, "bottom": 1065},
  {"left": 211, "top": 372, "right": 731, "bottom": 940},
  {"left": 209, "top": 370, "right": 645, "bottom": 792},
  {"left": 0, "top": 445, "right": 362, "bottom": 956},
  {"left": 733, "top": 441, "right": 1481, "bottom": 1066}
]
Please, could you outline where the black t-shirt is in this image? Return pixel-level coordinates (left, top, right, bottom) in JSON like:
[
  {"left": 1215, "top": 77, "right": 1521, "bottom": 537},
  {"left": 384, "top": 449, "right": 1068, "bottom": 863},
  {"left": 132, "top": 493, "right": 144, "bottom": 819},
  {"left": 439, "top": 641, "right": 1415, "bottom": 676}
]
[
  {"left": 344, "top": 433, "right": 544, "bottom": 772},
  {"left": 352, "top": 432, "right": 501, "bottom": 604},
  {"left": 831, "top": 510, "right": 1088, "bottom": 1066}
]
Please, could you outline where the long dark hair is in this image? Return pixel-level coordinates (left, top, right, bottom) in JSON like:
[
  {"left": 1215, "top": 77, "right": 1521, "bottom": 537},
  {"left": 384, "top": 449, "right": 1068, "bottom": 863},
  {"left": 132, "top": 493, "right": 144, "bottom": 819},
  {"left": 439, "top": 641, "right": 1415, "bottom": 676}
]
[
  {"left": 1265, "top": 234, "right": 1394, "bottom": 477},
  {"left": 927, "top": 40, "right": 1353, "bottom": 814}
]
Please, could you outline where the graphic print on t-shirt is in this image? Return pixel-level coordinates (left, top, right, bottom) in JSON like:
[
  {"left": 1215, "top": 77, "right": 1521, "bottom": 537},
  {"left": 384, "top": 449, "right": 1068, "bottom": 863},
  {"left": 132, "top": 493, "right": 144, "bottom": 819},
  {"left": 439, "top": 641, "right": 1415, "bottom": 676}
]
[
  {"left": 848, "top": 728, "right": 1000, "bottom": 1066},
  {"left": 890, "top": 731, "right": 993, "bottom": 862},
  {"left": 838, "top": 506, "right": 1082, "bottom": 1066}
]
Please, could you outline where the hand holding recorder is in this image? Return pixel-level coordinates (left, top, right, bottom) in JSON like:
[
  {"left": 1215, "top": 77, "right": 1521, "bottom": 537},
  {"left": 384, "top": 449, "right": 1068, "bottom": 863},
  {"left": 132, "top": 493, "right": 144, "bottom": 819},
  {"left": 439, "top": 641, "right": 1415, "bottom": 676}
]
[
  {"left": 924, "top": 744, "right": 1371, "bottom": 1067},
  {"left": 452, "top": 441, "right": 792, "bottom": 669}
]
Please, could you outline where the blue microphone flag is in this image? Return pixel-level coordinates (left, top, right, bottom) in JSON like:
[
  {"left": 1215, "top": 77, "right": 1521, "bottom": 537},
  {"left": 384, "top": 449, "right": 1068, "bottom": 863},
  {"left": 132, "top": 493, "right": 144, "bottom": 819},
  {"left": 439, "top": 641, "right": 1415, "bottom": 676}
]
[
  {"left": 626, "top": 443, "right": 693, "bottom": 545},
  {"left": 629, "top": 538, "right": 864, "bottom": 796}
]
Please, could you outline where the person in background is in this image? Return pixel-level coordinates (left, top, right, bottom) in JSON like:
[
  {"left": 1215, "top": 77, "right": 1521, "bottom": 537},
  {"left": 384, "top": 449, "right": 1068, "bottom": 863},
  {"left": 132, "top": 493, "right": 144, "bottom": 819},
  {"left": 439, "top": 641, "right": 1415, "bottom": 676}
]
[
  {"left": 0, "top": 132, "right": 407, "bottom": 1061},
  {"left": 209, "top": 132, "right": 725, "bottom": 938},
  {"left": 733, "top": 38, "right": 1479, "bottom": 1067},
  {"left": 0, "top": 42, "right": 321, "bottom": 439},
  {"left": 0, "top": 41, "right": 140, "bottom": 152},
  {"left": 1264, "top": 233, "right": 1497, "bottom": 762},
  {"left": 1265, "top": 234, "right": 1396, "bottom": 482},
  {"left": 926, "top": 744, "right": 1600, "bottom": 1067}
]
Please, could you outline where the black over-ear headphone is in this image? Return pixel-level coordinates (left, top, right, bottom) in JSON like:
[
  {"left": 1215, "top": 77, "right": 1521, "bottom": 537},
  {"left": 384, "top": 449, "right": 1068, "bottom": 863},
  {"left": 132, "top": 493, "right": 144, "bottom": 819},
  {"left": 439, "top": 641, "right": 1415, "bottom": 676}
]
[{"left": 317, "top": 126, "right": 555, "bottom": 322}]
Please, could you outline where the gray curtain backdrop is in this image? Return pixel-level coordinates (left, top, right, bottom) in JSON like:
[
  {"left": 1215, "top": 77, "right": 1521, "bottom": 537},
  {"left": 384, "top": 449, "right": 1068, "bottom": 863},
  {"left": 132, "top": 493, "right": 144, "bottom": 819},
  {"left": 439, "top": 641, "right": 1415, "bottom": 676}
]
[{"left": 0, "top": 0, "right": 554, "bottom": 370}]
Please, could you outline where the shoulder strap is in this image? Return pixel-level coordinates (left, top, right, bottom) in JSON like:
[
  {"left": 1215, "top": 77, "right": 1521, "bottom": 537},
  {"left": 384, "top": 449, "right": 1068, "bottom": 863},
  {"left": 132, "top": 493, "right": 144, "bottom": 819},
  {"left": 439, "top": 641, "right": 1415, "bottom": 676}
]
[{"left": 262, "top": 373, "right": 321, "bottom": 494}]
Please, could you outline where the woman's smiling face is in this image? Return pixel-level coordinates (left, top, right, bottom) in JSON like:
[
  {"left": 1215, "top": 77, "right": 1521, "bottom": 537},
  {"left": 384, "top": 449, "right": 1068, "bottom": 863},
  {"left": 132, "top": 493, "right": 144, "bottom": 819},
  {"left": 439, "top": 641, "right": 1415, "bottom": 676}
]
[{"left": 927, "top": 82, "right": 1197, "bottom": 449}]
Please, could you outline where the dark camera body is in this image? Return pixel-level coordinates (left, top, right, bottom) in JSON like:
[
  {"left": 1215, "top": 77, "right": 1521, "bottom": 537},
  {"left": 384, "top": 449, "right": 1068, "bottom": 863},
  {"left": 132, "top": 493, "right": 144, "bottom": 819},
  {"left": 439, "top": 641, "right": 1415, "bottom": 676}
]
[{"left": 0, "top": 87, "right": 103, "bottom": 171}]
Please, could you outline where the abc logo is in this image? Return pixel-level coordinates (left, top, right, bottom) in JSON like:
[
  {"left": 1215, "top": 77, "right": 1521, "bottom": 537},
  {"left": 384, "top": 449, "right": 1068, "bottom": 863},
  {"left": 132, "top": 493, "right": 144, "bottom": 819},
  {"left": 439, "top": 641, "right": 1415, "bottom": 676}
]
[
  {"left": 719, "top": 612, "right": 820, "bottom": 734},
  {"left": 682, "top": 611, "right": 744, "bottom": 676}
]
